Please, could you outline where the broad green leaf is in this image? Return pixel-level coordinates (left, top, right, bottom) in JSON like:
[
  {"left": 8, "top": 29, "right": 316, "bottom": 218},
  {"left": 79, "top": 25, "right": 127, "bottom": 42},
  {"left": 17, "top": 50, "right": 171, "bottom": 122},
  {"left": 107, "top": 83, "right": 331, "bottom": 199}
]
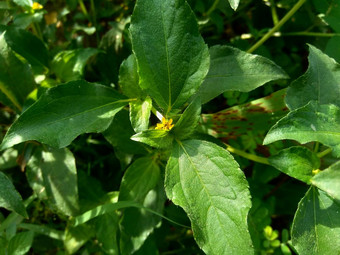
[
  {"left": 0, "top": 148, "right": 18, "bottom": 170},
  {"left": 264, "top": 101, "right": 340, "bottom": 157},
  {"left": 201, "top": 89, "right": 288, "bottom": 138},
  {"left": 4, "top": 26, "right": 49, "bottom": 73},
  {"left": 0, "top": 32, "right": 36, "bottom": 111},
  {"left": 103, "top": 110, "right": 147, "bottom": 155},
  {"left": 286, "top": 45, "right": 340, "bottom": 110},
  {"left": 269, "top": 146, "right": 320, "bottom": 184},
  {"left": 26, "top": 147, "right": 79, "bottom": 216},
  {"left": 228, "top": 0, "right": 240, "bottom": 10},
  {"left": 292, "top": 187, "right": 340, "bottom": 255},
  {"left": 119, "top": 158, "right": 164, "bottom": 255},
  {"left": 131, "top": 129, "right": 173, "bottom": 149},
  {"left": 119, "top": 54, "right": 144, "bottom": 98},
  {"left": 0, "top": 80, "right": 129, "bottom": 150},
  {"left": 13, "top": 12, "right": 44, "bottom": 30},
  {"left": 165, "top": 139, "right": 254, "bottom": 255},
  {"left": 0, "top": 172, "right": 27, "bottom": 218},
  {"left": 173, "top": 96, "right": 201, "bottom": 140},
  {"left": 12, "top": 0, "right": 32, "bottom": 8},
  {"left": 311, "top": 161, "right": 340, "bottom": 200},
  {"left": 119, "top": 157, "right": 160, "bottom": 202},
  {"left": 199, "top": 45, "right": 289, "bottom": 104},
  {"left": 7, "top": 231, "right": 34, "bottom": 255},
  {"left": 51, "top": 48, "right": 99, "bottom": 82},
  {"left": 94, "top": 213, "right": 119, "bottom": 255},
  {"left": 130, "top": 0, "right": 209, "bottom": 113},
  {"left": 64, "top": 225, "right": 95, "bottom": 254},
  {"left": 0, "top": 237, "right": 6, "bottom": 255},
  {"left": 130, "top": 96, "right": 152, "bottom": 133}
]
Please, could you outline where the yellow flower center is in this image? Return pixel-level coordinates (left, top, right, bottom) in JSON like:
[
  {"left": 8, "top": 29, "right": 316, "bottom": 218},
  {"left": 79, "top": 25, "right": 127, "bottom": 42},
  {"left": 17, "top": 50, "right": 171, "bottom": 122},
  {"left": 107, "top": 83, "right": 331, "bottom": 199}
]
[
  {"left": 155, "top": 117, "right": 174, "bottom": 130},
  {"left": 32, "top": 2, "right": 43, "bottom": 10}
]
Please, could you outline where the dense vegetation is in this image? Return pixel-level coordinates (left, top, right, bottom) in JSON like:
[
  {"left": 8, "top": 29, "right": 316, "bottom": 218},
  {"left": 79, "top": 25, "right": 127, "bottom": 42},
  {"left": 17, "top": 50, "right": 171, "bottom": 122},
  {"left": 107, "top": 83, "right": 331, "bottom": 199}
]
[{"left": 0, "top": 0, "right": 340, "bottom": 254}]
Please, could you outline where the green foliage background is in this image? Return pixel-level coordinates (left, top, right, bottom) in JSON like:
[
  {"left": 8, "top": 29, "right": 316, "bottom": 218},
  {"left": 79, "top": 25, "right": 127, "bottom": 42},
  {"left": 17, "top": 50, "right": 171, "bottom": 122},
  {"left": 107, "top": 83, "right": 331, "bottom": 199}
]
[{"left": 0, "top": 0, "right": 340, "bottom": 254}]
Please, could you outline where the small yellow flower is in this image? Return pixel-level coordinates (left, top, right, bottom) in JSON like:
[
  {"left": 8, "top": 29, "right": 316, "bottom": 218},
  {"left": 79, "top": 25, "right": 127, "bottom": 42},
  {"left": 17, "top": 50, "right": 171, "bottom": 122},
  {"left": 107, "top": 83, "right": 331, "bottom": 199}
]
[
  {"left": 155, "top": 117, "right": 174, "bottom": 130},
  {"left": 32, "top": 2, "right": 43, "bottom": 10}
]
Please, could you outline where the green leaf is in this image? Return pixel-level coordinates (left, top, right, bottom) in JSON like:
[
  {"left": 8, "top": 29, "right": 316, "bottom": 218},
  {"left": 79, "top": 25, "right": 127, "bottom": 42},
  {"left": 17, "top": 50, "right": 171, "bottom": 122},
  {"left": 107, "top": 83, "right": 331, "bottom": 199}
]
[
  {"left": 119, "top": 157, "right": 160, "bottom": 202},
  {"left": 26, "top": 147, "right": 79, "bottom": 216},
  {"left": 264, "top": 101, "right": 340, "bottom": 157},
  {"left": 103, "top": 110, "right": 147, "bottom": 155},
  {"left": 119, "top": 54, "right": 144, "bottom": 98},
  {"left": 130, "top": 0, "right": 209, "bottom": 113},
  {"left": 130, "top": 96, "right": 152, "bottom": 133},
  {"left": 7, "top": 231, "right": 34, "bottom": 255},
  {"left": 0, "top": 32, "right": 36, "bottom": 111},
  {"left": 228, "top": 0, "right": 240, "bottom": 10},
  {"left": 64, "top": 225, "right": 95, "bottom": 254},
  {"left": 292, "top": 187, "right": 340, "bottom": 255},
  {"left": 131, "top": 129, "right": 173, "bottom": 149},
  {"left": 199, "top": 45, "right": 289, "bottom": 104},
  {"left": 201, "top": 89, "right": 288, "bottom": 138},
  {"left": 12, "top": 0, "right": 32, "bottom": 8},
  {"left": 286, "top": 45, "right": 340, "bottom": 110},
  {"left": 94, "top": 213, "right": 119, "bottom": 255},
  {"left": 4, "top": 26, "right": 49, "bottom": 73},
  {"left": 311, "top": 161, "right": 340, "bottom": 201},
  {"left": 165, "top": 139, "right": 254, "bottom": 255},
  {"left": 0, "top": 148, "right": 18, "bottom": 170},
  {"left": 173, "top": 96, "right": 201, "bottom": 140},
  {"left": 51, "top": 48, "right": 99, "bottom": 82},
  {"left": 119, "top": 158, "right": 164, "bottom": 254},
  {"left": 269, "top": 146, "right": 320, "bottom": 184},
  {"left": 0, "top": 172, "right": 27, "bottom": 218},
  {"left": 0, "top": 80, "right": 128, "bottom": 150}
]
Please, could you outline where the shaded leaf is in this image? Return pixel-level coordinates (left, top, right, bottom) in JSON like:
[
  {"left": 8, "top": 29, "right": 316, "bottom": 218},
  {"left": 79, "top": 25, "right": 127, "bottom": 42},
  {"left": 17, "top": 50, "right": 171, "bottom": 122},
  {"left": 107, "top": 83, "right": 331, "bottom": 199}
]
[
  {"left": 269, "top": 146, "right": 320, "bottom": 184},
  {"left": 119, "top": 54, "right": 144, "bottom": 98},
  {"left": 311, "top": 161, "right": 340, "bottom": 200},
  {"left": 27, "top": 147, "right": 79, "bottom": 216},
  {"left": 51, "top": 48, "right": 99, "bottom": 82},
  {"left": 102, "top": 110, "right": 147, "bottom": 155},
  {"left": 7, "top": 231, "right": 34, "bottom": 255},
  {"left": 0, "top": 80, "right": 128, "bottom": 150},
  {"left": 94, "top": 213, "right": 119, "bottom": 255},
  {"left": 0, "top": 31, "right": 36, "bottom": 111},
  {"left": 119, "top": 158, "right": 163, "bottom": 254},
  {"left": 286, "top": 45, "right": 340, "bottom": 110},
  {"left": 64, "top": 225, "right": 95, "bottom": 254},
  {"left": 264, "top": 101, "right": 340, "bottom": 157},
  {"left": 130, "top": 96, "right": 152, "bottom": 133},
  {"left": 0, "top": 171, "right": 27, "bottom": 218},
  {"left": 292, "top": 187, "right": 340, "bottom": 255},
  {"left": 165, "top": 139, "right": 254, "bottom": 255},
  {"left": 131, "top": 129, "right": 173, "bottom": 149},
  {"left": 199, "top": 45, "right": 288, "bottom": 104},
  {"left": 4, "top": 26, "right": 49, "bottom": 73},
  {"left": 173, "top": 96, "right": 201, "bottom": 140},
  {"left": 130, "top": 0, "right": 209, "bottom": 112}
]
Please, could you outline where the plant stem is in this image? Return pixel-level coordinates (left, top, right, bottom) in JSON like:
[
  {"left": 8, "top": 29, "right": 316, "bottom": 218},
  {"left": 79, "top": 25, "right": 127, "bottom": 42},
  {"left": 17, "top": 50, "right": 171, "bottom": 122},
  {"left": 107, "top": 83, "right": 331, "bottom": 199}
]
[
  {"left": 283, "top": 32, "right": 340, "bottom": 37},
  {"left": 225, "top": 144, "right": 270, "bottom": 165},
  {"left": 0, "top": 81, "right": 22, "bottom": 111},
  {"left": 269, "top": 0, "right": 279, "bottom": 25},
  {"left": 205, "top": 0, "right": 220, "bottom": 16},
  {"left": 317, "top": 148, "right": 332, "bottom": 158},
  {"left": 78, "top": 0, "right": 89, "bottom": 18},
  {"left": 247, "top": 0, "right": 307, "bottom": 53}
]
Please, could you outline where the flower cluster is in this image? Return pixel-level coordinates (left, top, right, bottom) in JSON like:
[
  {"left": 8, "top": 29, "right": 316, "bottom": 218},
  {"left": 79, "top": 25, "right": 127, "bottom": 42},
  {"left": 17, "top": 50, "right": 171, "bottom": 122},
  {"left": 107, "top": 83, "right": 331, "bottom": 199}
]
[
  {"left": 155, "top": 117, "right": 174, "bottom": 130},
  {"left": 32, "top": 2, "right": 43, "bottom": 10}
]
